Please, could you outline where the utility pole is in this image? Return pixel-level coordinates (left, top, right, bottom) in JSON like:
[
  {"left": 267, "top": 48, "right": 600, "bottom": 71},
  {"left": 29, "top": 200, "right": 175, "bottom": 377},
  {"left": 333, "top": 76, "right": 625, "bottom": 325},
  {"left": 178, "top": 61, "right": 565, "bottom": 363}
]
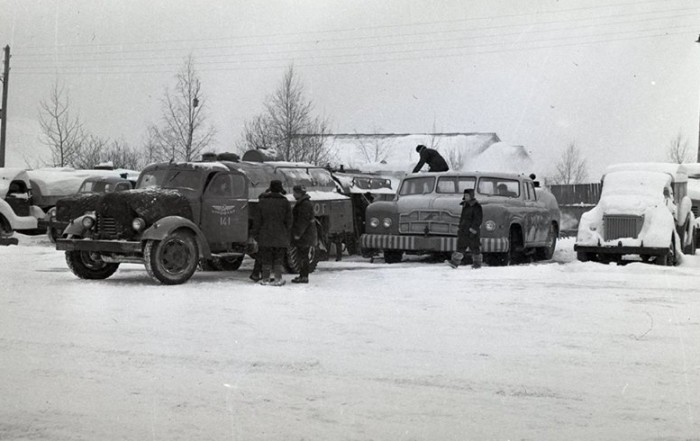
[
  {"left": 697, "top": 36, "right": 700, "bottom": 162},
  {"left": 0, "top": 45, "right": 9, "bottom": 167}
]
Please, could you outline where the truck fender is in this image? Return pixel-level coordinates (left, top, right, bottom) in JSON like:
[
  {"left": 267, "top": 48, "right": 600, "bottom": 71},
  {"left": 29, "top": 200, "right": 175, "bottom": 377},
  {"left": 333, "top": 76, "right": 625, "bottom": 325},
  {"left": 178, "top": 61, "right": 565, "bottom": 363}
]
[
  {"left": 61, "top": 214, "right": 93, "bottom": 237},
  {"left": 141, "top": 216, "right": 211, "bottom": 259}
]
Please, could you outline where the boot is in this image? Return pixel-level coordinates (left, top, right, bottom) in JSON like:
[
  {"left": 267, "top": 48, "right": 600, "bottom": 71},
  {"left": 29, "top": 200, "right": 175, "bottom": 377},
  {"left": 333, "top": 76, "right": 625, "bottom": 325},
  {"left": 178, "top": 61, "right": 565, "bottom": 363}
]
[
  {"left": 472, "top": 253, "right": 482, "bottom": 269},
  {"left": 447, "top": 251, "right": 463, "bottom": 269},
  {"left": 272, "top": 264, "right": 284, "bottom": 285},
  {"left": 259, "top": 264, "right": 272, "bottom": 284}
]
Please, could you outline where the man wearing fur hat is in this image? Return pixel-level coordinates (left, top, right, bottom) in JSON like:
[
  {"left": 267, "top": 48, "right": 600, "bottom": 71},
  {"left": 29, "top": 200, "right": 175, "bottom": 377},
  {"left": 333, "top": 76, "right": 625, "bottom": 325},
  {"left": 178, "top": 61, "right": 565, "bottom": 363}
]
[
  {"left": 449, "top": 188, "right": 483, "bottom": 269},
  {"left": 412, "top": 144, "right": 449, "bottom": 173},
  {"left": 290, "top": 184, "right": 317, "bottom": 283},
  {"left": 253, "top": 180, "right": 292, "bottom": 286}
]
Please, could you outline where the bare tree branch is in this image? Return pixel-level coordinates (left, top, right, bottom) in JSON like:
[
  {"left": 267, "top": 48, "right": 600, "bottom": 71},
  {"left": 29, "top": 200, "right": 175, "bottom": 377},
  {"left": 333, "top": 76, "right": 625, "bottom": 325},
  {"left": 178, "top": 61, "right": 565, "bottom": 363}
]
[
  {"left": 38, "top": 81, "right": 86, "bottom": 167},
  {"left": 666, "top": 131, "right": 690, "bottom": 164},
  {"left": 550, "top": 141, "right": 589, "bottom": 185}
]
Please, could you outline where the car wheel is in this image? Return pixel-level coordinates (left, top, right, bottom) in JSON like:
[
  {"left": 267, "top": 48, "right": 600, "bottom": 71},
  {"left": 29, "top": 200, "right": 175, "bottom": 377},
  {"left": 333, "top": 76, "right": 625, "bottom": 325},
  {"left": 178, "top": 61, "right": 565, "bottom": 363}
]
[
  {"left": 216, "top": 255, "right": 244, "bottom": 271},
  {"left": 508, "top": 228, "right": 525, "bottom": 265},
  {"left": 536, "top": 224, "right": 558, "bottom": 261},
  {"left": 284, "top": 245, "right": 319, "bottom": 274},
  {"left": 383, "top": 250, "right": 403, "bottom": 264},
  {"left": 0, "top": 214, "right": 13, "bottom": 238},
  {"left": 144, "top": 230, "right": 199, "bottom": 285},
  {"left": 65, "top": 250, "right": 120, "bottom": 280}
]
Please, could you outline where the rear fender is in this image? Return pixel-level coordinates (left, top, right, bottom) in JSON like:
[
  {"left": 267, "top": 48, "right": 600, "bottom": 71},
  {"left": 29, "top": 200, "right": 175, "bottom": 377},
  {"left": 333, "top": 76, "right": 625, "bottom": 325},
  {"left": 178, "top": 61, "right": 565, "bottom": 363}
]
[{"left": 141, "top": 216, "right": 211, "bottom": 258}]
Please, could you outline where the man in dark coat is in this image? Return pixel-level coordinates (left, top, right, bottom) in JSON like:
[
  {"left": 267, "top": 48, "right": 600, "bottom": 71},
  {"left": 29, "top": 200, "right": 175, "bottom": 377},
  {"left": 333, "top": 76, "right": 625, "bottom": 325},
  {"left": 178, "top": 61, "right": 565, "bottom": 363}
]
[
  {"left": 412, "top": 144, "right": 449, "bottom": 173},
  {"left": 290, "top": 185, "right": 318, "bottom": 283},
  {"left": 449, "top": 188, "right": 483, "bottom": 269},
  {"left": 252, "top": 180, "right": 292, "bottom": 285}
]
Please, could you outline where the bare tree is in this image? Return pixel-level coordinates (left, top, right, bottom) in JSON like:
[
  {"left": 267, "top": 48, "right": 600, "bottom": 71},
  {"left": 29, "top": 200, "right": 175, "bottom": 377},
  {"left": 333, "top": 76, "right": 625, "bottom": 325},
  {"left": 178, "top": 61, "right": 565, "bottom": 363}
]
[
  {"left": 103, "top": 139, "right": 146, "bottom": 170},
  {"left": 666, "top": 131, "right": 690, "bottom": 164},
  {"left": 71, "top": 134, "right": 108, "bottom": 169},
  {"left": 241, "top": 64, "right": 334, "bottom": 165},
  {"left": 444, "top": 146, "right": 468, "bottom": 171},
  {"left": 354, "top": 131, "right": 391, "bottom": 163},
  {"left": 550, "top": 142, "right": 589, "bottom": 185},
  {"left": 148, "top": 54, "right": 215, "bottom": 162},
  {"left": 38, "top": 81, "right": 86, "bottom": 167}
]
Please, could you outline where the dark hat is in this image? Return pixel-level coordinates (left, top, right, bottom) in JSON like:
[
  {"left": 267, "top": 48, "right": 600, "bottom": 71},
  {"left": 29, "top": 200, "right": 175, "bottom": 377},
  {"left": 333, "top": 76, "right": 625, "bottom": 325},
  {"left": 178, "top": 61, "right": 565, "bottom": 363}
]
[
  {"left": 292, "top": 184, "right": 306, "bottom": 193},
  {"left": 416, "top": 144, "right": 426, "bottom": 153},
  {"left": 269, "top": 180, "right": 285, "bottom": 194},
  {"left": 463, "top": 188, "right": 475, "bottom": 198}
]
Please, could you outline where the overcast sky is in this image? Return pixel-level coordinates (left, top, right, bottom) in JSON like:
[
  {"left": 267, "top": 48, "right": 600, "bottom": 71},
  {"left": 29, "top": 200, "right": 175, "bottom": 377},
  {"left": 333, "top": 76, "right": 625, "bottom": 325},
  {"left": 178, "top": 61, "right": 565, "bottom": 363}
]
[{"left": 2, "top": 0, "right": 700, "bottom": 178}]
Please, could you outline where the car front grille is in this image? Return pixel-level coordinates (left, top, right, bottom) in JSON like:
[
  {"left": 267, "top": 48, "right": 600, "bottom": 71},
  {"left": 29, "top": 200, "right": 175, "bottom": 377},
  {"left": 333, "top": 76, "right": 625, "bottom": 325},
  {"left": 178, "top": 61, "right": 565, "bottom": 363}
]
[
  {"left": 604, "top": 215, "right": 644, "bottom": 241},
  {"left": 399, "top": 210, "right": 460, "bottom": 235}
]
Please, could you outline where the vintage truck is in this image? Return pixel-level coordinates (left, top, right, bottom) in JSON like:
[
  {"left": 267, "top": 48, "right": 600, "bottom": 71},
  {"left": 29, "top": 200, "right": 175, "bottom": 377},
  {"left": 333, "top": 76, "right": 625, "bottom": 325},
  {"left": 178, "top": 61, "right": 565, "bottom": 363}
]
[
  {"left": 360, "top": 171, "right": 561, "bottom": 265},
  {"left": 574, "top": 163, "right": 696, "bottom": 265},
  {"left": 54, "top": 152, "right": 353, "bottom": 284},
  {"left": 0, "top": 168, "right": 46, "bottom": 245}
]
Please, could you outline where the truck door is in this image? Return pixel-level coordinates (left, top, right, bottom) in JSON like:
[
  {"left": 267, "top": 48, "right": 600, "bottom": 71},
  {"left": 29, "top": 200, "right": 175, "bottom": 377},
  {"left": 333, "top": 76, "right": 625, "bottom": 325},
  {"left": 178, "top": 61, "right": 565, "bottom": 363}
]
[
  {"left": 524, "top": 181, "right": 548, "bottom": 243},
  {"left": 201, "top": 171, "right": 249, "bottom": 247}
]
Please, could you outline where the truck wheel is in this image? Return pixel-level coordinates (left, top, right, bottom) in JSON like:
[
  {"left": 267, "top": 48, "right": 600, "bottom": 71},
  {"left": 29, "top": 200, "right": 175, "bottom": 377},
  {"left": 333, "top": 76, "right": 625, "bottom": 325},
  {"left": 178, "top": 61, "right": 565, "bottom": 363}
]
[
  {"left": 284, "top": 245, "right": 319, "bottom": 274},
  {"left": 65, "top": 250, "right": 119, "bottom": 280},
  {"left": 144, "top": 230, "right": 199, "bottom": 285},
  {"left": 508, "top": 228, "right": 525, "bottom": 265},
  {"left": 535, "top": 224, "right": 558, "bottom": 261},
  {"left": 383, "top": 250, "right": 403, "bottom": 264},
  {"left": 216, "top": 256, "right": 244, "bottom": 271},
  {"left": 47, "top": 226, "right": 63, "bottom": 244}
]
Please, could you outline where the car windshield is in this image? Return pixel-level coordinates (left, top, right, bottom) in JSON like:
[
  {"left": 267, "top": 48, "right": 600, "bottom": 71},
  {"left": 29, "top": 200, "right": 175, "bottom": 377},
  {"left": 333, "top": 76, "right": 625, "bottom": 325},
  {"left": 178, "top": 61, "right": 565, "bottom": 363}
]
[
  {"left": 436, "top": 176, "right": 476, "bottom": 194},
  {"left": 399, "top": 177, "right": 435, "bottom": 195},
  {"left": 478, "top": 178, "right": 520, "bottom": 197},
  {"left": 137, "top": 169, "right": 201, "bottom": 191},
  {"left": 79, "top": 181, "right": 113, "bottom": 193}
]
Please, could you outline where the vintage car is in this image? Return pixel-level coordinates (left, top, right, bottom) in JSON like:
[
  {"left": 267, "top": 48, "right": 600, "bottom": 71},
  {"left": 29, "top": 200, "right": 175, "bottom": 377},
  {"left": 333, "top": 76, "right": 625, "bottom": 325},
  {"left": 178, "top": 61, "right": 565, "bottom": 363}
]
[
  {"left": 574, "top": 163, "right": 696, "bottom": 265},
  {"left": 44, "top": 174, "right": 136, "bottom": 242},
  {"left": 360, "top": 171, "right": 561, "bottom": 265},
  {"left": 54, "top": 152, "right": 354, "bottom": 285},
  {"left": 0, "top": 168, "right": 45, "bottom": 245}
]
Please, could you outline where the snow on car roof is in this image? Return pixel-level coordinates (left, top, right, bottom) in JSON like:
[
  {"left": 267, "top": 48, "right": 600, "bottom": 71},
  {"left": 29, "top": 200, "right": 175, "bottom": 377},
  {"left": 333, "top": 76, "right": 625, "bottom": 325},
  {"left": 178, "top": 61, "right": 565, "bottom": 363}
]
[
  {"left": 604, "top": 162, "right": 688, "bottom": 182},
  {"left": 27, "top": 168, "right": 139, "bottom": 196},
  {"left": 0, "top": 168, "right": 32, "bottom": 197}
]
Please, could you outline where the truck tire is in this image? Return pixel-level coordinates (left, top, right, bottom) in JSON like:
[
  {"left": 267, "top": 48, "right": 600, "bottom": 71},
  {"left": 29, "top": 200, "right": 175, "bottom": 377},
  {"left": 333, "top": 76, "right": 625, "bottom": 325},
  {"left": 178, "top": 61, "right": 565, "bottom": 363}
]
[
  {"left": 144, "top": 230, "right": 199, "bottom": 285},
  {"left": 216, "top": 255, "right": 244, "bottom": 271},
  {"left": 65, "top": 250, "right": 120, "bottom": 280},
  {"left": 284, "top": 245, "right": 319, "bottom": 274},
  {"left": 535, "top": 223, "right": 558, "bottom": 261},
  {"left": 383, "top": 250, "right": 403, "bottom": 264}
]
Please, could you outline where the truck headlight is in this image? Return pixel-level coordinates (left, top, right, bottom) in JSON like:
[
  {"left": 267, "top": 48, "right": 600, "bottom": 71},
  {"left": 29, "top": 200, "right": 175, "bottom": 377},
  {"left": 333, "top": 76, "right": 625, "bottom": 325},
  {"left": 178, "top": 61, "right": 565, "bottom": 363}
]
[
  {"left": 485, "top": 220, "right": 496, "bottom": 231},
  {"left": 132, "top": 217, "right": 146, "bottom": 232},
  {"left": 382, "top": 218, "right": 392, "bottom": 228},
  {"left": 369, "top": 217, "right": 380, "bottom": 228},
  {"left": 81, "top": 216, "right": 95, "bottom": 229}
]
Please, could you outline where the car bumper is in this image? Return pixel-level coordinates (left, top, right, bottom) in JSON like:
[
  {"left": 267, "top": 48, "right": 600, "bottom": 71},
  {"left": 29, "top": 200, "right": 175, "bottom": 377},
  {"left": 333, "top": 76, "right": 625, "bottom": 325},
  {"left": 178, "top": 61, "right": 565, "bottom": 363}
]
[
  {"left": 360, "top": 234, "right": 509, "bottom": 253},
  {"left": 573, "top": 244, "right": 669, "bottom": 256},
  {"left": 56, "top": 239, "right": 143, "bottom": 253}
]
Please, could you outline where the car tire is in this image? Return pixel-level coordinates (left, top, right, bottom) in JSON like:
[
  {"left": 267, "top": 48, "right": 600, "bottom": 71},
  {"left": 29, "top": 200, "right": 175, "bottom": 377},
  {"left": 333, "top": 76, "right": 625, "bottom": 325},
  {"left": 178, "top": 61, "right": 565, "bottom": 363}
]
[
  {"left": 535, "top": 223, "right": 558, "bottom": 261},
  {"left": 215, "top": 255, "right": 244, "bottom": 271},
  {"left": 144, "top": 230, "right": 199, "bottom": 285},
  {"left": 0, "top": 214, "right": 13, "bottom": 238},
  {"left": 383, "top": 250, "right": 403, "bottom": 264},
  {"left": 284, "top": 245, "right": 319, "bottom": 274},
  {"left": 65, "top": 250, "right": 120, "bottom": 280}
]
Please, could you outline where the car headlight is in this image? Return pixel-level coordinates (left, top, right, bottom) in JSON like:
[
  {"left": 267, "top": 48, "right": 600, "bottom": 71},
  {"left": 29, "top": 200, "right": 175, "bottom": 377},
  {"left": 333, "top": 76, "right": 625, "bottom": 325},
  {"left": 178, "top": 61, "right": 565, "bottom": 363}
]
[
  {"left": 369, "top": 217, "right": 380, "bottom": 228},
  {"left": 382, "top": 218, "right": 392, "bottom": 228},
  {"left": 132, "top": 217, "right": 146, "bottom": 232},
  {"left": 81, "top": 216, "right": 95, "bottom": 229},
  {"left": 485, "top": 220, "right": 496, "bottom": 231}
]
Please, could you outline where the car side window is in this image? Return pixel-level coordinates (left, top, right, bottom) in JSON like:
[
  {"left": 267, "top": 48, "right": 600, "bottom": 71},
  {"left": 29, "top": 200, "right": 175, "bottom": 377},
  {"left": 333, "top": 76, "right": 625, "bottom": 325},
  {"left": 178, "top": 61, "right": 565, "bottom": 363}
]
[{"left": 208, "top": 174, "right": 245, "bottom": 198}]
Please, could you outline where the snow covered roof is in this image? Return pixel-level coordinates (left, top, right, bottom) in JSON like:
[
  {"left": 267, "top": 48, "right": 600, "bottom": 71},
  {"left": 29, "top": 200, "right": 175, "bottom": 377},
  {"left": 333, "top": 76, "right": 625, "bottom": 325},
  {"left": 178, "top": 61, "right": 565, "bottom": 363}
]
[
  {"left": 27, "top": 168, "right": 140, "bottom": 197},
  {"left": 604, "top": 163, "right": 688, "bottom": 183}
]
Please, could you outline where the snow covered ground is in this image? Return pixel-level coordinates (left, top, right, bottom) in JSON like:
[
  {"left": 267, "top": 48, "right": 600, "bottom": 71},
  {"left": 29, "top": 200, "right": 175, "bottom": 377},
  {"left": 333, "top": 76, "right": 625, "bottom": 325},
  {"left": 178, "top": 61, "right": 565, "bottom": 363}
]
[{"left": 1, "top": 235, "right": 700, "bottom": 440}]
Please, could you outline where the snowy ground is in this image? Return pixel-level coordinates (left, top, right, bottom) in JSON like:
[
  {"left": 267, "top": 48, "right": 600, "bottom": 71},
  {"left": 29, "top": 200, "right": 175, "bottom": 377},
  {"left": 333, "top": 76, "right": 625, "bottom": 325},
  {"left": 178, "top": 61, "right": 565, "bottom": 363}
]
[{"left": 1, "top": 235, "right": 700, "bottom": 441}]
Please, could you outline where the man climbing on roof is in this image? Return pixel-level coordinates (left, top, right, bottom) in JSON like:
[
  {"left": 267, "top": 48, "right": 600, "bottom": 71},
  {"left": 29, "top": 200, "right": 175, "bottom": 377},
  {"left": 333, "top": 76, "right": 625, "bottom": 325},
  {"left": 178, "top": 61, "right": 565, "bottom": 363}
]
[{"left": 412, "top": 144, "right": 450, "bottom": 173}]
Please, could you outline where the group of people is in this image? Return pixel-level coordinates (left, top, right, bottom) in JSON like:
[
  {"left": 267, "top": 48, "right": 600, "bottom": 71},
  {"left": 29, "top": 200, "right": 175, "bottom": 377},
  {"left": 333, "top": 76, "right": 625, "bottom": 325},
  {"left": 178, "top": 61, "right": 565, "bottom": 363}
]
[
  {"left": 412, "top": 144, "right": 482, "bottom": 269},
  {"left": 250, "top": 180, "right": 317, "bottom": 286}
]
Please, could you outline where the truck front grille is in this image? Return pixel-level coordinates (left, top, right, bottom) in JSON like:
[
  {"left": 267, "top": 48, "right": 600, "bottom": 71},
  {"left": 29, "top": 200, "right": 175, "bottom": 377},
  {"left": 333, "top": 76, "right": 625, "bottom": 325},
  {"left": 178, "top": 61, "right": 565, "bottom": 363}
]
[
  {"left": 399, "top": 210, "right": 459, "bottom": 235},
  {"left": 604, "top": 215, "right": 643, "bottom": 241},
  {"left": 97, "top": 215, "right": 120, "bottom": 239}
]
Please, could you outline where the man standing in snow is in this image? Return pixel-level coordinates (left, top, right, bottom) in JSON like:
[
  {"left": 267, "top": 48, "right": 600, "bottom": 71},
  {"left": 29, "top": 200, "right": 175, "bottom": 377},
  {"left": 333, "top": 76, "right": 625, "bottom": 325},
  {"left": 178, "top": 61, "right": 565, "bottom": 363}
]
[
  {"left": 412, "top": 144, "right": 449, "bottom": 173},
  {"left": 449, "top": 188, "right": 483, "bottom": 269},
  {"left": 253, "top": 180, "right": 292, "bottom": 286},
  {"left": 290, "top": 184, "right": 317, "bottom": 284}
]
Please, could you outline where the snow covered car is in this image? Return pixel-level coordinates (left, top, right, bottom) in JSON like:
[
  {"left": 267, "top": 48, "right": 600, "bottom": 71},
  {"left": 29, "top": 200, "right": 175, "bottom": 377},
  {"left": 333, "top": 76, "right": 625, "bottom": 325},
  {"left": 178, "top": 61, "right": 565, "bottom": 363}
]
[
  {"left": 574, "top": 163, "right": 696, "bottom": 265},
  {"left": 0, "top": 168, "right": 45, "bottom": 245},
  {"left": 54, "top": 153, "right": 353, "bottom": 285},
  {"left": 360, "top": 171, "right": 561, "bottom": 265},
  {"left": 44, "top": 175, "right": 136, "bottom": 242}
]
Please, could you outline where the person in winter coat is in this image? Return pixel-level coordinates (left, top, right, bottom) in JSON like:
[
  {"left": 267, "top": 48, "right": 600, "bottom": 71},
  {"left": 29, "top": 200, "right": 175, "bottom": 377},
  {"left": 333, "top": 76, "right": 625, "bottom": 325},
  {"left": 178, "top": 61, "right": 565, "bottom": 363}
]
[
  {"left": 290, "top": 184, "right": 318, "bottom": 283},
  {"left": 412, "top": 144, "right": 449, "bottom": 173},
  {"left": 252, "top": 180, "right": 292, "bottom": 286},
  {"left": 449, "top": 188, "right": 483, "bottom": 269}
]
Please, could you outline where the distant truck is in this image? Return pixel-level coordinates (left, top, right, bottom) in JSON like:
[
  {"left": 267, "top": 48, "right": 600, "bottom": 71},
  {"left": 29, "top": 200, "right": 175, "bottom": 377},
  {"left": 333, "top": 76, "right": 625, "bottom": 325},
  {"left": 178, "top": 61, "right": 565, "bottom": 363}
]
[
  {"left": 574, "top": 163, "right": 696, "bottom": 265},
  {"left": 0, "top": 169, "right": 46, "bottom": 245},
  {"left": 54, "top": 153, "right": 354, "bottom": 284},
  {"left": 360, "top": 171, "right": 561, "bottom": 265}
]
